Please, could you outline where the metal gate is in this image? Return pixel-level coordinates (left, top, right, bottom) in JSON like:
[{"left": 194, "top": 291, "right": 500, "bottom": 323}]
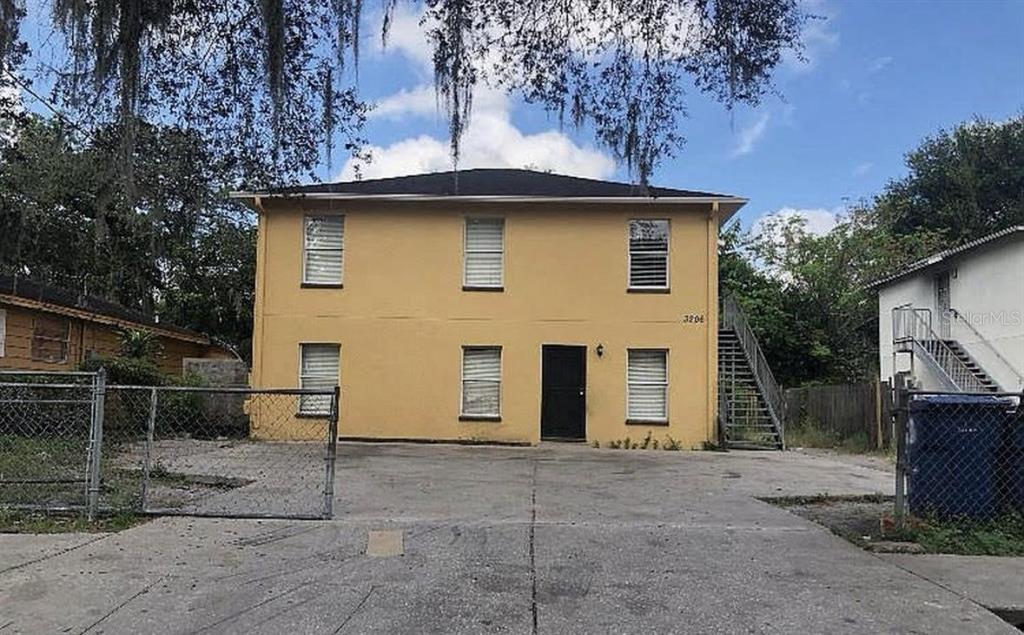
[
  {"left": 0, "top": 370, "right": 339, "bottom": 520},
  {"left": 0, "top": 371, "right": 100, "bottom": 514}
]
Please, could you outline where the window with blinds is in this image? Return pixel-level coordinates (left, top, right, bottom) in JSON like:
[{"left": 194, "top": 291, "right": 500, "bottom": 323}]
[
  {"left": 628, "top": 219, "right": 669, "bottom": 289},
  {"left": 299, "top": 343, "right": 340, "bottom": 415},
  {"left": 464, "top": 217, "right": 504, "bottom": 289},
  {"left": 0, "top": 309, "right": 5, "bottom": 358},
  {"left": 31, "top": 316, "right": 70, "bottom": 364},
  {"left": 461, "top": 346, "right": 501, "bottom": 417},
  {"left": 627, "top": 349, "right": 668, "bottom": 421},
  {"left": 303, "top": 215, "right": 345, "bottom": 285}
]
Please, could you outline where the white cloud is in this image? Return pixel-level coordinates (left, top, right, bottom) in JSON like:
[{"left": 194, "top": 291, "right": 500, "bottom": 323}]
[
  {"left": 370, "top": 85, "right": 440, "bottom": 120},
  {"left": 351, "top": 5, "right": 617, "bottom": 181},
  {"left": 852, "top": 162, "right": 872, "bottom": 177},
  {"left": 783, "top": 0, "right": 839, "bottom": 73},
  {"left": 342, "top": 87, "right": 615, "bottom": 180},
  {"left": 731, "top": 113, "right": 770, "bottom": 157},
  {"left": 367, "top": 3, "right": 433, "bottom": 72},
  {"left": 868, "top": 55, "right": 893, "bottom": 74},
  {"left": 754, "top": 206, "right": 845, "bottom": 238}
]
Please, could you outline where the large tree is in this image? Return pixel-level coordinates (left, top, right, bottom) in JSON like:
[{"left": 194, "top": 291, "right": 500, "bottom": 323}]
[
  {"left": 873, "top": 116, "right": 1024, "bottom": 243},
  {"left": 1, "top": 0, "right": 809, "bottom": 185},
  {"left": 721, "top": 116, "right": 1023, "bottom": 387},
  {"left": 0, "top": 115, "right": 255, "bottom": 353}
]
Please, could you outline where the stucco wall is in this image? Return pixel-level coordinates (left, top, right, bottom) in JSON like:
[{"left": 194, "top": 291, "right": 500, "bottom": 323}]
[
  {"left": 878, "top": 276, "right": 934, "bottom": 386},
  {"left": 947, "top": 238, "right": 1024, "bottom": 390},
  {"left": 252, "top": 200, "right": 720, "bottom": 447},
  {"left": 877, "top": 234, "right": 1024, "bottom": 391}
]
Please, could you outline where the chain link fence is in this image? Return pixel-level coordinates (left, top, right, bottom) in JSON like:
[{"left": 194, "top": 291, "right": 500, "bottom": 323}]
[
  {"left": 894, "top": 382, "right": 1023, "bottom": 527},
  {"left": 1, "top": 370, "right": 339, "bottom": 520},
  {"left": 0, "top": 371, "right": 100, "bottom": 513}
]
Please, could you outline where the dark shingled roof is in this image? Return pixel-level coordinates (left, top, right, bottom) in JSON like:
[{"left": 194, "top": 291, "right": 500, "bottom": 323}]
[
  {"left": 0, "top": 274, "right": 210, "bottom": 342},
  {"left": 261, "top": 168, "right": 735, "bottom": 199}
]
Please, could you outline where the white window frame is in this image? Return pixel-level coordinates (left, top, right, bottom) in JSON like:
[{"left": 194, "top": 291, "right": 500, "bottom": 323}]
[
  {"left": 302, "top": 214, "right": 345, "bottom": 286},
  {"left": 627, "top": 219, "right": 670, "bottom": 290},
  {"left": 460, "top": 346, "right": 502, "bottom": 419},
  {"left": 0, "top": 308, "right": 6, "bottom": 358},
  {"left": 31, "top": 315, "right": 70, "bottom": 364},
  {"left": 297, "top": 343, "right": 340, "bottom": 416},
  {"left": 463, "top": 217, "right": 505, "bottom": 290},
  {"left": 626, "top": 348, "right": 669, "bottom": 423}
]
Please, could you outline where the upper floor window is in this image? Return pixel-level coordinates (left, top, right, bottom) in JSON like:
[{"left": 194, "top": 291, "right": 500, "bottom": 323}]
[
  {"left": 628, "top": 219, "right": 669, "bottom": 290},
  {"left": 31, "top": 315, "right": 70, "bottom": 364},
  {"left": 303, "top": 215, "right": 345, "bottom": 286},
  {"left": 464, "top": 217, "right": 504, "bottom": 290}
]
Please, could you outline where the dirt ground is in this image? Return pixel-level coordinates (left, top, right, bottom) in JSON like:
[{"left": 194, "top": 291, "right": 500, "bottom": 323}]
[{"left": 781, "top": 498, "right": 894, "bottom": 547}]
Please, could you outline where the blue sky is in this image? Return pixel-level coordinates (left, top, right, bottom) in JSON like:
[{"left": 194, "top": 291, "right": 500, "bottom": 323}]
[
  {"left": 334, "top": 0, "right": 1024, "bottom": 233},
  {"left": 13, "top": 1, "right": 1024, "bottom": 233}
]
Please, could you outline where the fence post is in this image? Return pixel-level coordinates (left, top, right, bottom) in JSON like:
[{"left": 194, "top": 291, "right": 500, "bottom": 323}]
[
  {"left": 140, "top": 387, "right": 158, "bottom": 513},
  {"left": 893, "top": 374, "right": 909, "bottom": 529},
  {"left": 323, "top": 385, "right": 340, "bottom": 519},
  {"left": 87, "top": 368, "right": 107, "bottom": 521},
  {"left": 874, "top": 379, "right": 883, "bottom": 450}
]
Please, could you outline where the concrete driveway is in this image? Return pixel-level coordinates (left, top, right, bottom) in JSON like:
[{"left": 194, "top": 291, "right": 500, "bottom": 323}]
[{"left": 0, "top": 443, "right": 1016, "bottom": 634}]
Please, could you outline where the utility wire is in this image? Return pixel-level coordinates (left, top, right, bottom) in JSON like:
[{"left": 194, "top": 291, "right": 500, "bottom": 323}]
[{"left": 2, "top": 68, "right": 98, "bottom": 145}]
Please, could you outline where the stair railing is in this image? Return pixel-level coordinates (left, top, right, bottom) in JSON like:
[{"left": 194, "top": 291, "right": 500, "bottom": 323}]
[
  {"left": 950, "top": 308, "right": 1020, "bottom": 390},
  {"left": 891, "top": 306, "right": 990, "bottom": 393},
  {"left": 720, "top": 295, "right": 785, "bottom": 446}
]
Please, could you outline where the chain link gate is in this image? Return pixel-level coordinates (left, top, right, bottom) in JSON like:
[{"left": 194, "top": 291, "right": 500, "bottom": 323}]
[
  {"left": 1, "top": 370, "right": 339, "bottom": 520},
  {"left": 0, "top": 370, "right": 102, "bottom": 516}
]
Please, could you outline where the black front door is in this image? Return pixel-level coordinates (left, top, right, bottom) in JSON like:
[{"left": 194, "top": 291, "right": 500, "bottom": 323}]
[{"left": 541, "top": 345, "right": 587, "bottom": 440}]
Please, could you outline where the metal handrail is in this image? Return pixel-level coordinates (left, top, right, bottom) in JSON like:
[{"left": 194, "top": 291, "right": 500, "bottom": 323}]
[
  {"left": 950, "top": 308, "right": 1022, "bottom": 389},
  {"left": 892, "top": 306, "right": 990, "bottom": 393},
  {"left": 720, "top": 295, "right": 785, "bottom": 443}
]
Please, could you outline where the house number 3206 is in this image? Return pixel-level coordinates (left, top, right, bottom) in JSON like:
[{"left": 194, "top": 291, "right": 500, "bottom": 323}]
[{"left": 681, "top": 314, "right": 705, "bottom": 324}]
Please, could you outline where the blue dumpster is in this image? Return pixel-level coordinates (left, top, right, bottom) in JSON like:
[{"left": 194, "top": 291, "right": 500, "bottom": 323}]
[
  {"left": 1008, "top": 407, "right": 1024, "bottom": 515},
  {"left": 907, "top": 395, "right": 1013, "bottom": 520}
]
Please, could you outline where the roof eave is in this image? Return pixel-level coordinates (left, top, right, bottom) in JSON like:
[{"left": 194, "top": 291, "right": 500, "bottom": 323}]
[
  {"left": 0, "top": 292, "right": 212, "bottom": 345},
  {"left": 230, "top": 191, "right": 747, "bottom": 205},
  {"left": 867, "top": 225, "right": 1024, "bottom": 290}
]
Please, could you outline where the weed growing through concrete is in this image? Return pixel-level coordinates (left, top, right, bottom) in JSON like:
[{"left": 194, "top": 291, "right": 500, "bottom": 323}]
[{"left": 603, "top": 433, "right": 684, "bottom": 451}]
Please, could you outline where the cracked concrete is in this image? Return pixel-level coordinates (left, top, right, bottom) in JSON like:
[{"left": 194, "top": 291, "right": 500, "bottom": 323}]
[{"left": 0, "top": 443, "right": 1017, "bottom": 634}]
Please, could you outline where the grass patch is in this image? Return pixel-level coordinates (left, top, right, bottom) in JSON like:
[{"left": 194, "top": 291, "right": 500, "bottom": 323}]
[
  {"left": 771, "top": 494, "right": 1024, "bottom": 557},
  {"left": 761, "top": 493, "right": 892, "bottom": 507},
  {"left": 0, "top": 434, "right": 88, "bottom": 480},
  {"left": 784, "top": 418, "right": 892, "bottom": 457},
  {"left": 0, "top": 508, "right": 144, "bottom": 534},
  {"left": 890, "top": 513, "right": 1024, "bottom": 557}
]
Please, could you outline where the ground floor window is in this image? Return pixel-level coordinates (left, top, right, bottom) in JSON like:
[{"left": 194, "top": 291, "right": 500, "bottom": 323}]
[
  {"left": 461, "top": 346, "right": 501, "bottom": 418},
  {"left": 299, "top": 343, "right": 340, "bottom": 415},
  {"left": 31, "top": 315, "right": 70, "bottom": 364},
  {"left": 627, "top": 349, "right": 668, "bottom": 422}
]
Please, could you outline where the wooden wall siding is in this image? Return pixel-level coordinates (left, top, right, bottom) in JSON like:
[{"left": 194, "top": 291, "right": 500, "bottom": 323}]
[
  {"left": 783, "top": 380, "right": 893, "bottom": 449},
  {"left": 0, "top": 302, "right": 225, "bottom": 377},
  {"left": 0, "top": 304, "right": 82, "bottom": 371}
]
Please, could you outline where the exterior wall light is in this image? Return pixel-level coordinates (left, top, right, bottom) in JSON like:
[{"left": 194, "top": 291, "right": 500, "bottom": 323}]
[{"left": 596, "top": 344, "right": 604, "bottom": 357}]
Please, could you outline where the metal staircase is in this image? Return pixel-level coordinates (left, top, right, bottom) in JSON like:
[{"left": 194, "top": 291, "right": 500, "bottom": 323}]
[
  {"left": 718, "top": 296, "right": 785, "bottom": 450},
  {"left": 921, "top": 339, "right": 999, "bottom": 392},
  {"left": 892, "top": 307, "right": 1002, "bottom": 392}
]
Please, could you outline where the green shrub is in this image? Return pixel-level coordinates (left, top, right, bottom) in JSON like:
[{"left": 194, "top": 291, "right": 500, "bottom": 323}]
[{"left": 78, "top": 355, "right": 164, "bottom": 386}]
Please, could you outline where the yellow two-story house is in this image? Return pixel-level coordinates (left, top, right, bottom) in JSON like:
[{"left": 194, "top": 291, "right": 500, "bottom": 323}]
[{"left": 237, "top": 169, "right": 745, "bottom": 447}]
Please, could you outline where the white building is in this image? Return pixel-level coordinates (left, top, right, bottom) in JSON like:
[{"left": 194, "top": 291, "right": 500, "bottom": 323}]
[{"left": 874, "top": 226, "right": 1024, "bottom": 393}]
